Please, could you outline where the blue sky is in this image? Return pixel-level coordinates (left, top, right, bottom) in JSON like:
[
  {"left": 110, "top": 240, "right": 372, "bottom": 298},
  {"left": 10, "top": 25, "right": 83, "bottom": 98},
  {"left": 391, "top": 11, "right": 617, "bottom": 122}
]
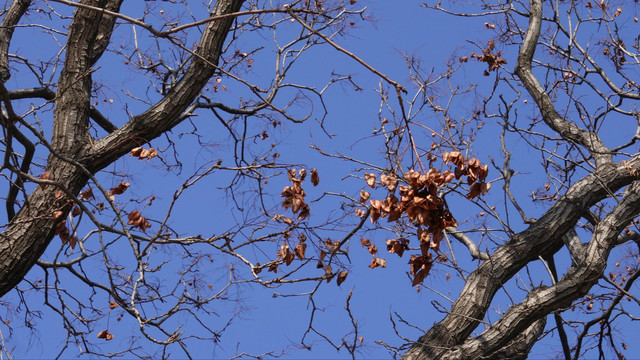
[{"left": 2, "top": 0, "right": 640, "bottom": 359}]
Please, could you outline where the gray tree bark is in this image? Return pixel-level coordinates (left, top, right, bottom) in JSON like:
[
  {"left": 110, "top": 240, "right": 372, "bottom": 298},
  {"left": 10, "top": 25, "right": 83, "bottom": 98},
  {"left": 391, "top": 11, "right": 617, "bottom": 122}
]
[
  {"left": 0, "top": 0, "right": 245, "bottom": 298},
  {"left": 402, "top": 0, "right": 640, "bottom": 358}
]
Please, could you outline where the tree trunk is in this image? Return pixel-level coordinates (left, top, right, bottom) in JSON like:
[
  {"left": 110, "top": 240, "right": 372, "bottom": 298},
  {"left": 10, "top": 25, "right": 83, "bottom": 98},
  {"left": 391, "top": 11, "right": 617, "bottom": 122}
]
[{"left": 0, "top": 0, "right": 245, "bottom": 297}]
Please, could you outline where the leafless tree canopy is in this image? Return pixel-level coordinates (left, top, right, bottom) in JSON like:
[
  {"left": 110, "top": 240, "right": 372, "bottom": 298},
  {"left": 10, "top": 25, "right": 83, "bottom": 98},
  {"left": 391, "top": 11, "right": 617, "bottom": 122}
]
[{"left": 1, "top": 0, "right": 640, "bottom": 359}]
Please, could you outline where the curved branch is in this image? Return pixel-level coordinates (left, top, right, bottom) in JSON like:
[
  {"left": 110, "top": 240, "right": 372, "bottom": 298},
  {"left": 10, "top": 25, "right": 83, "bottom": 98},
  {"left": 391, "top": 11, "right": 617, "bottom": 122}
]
[
  {"left": 0, "top": 0, "right": 31, "bottom": 82},
  {"left": 513, "top": 0, "right": 611, "bottom": 167},
  {"left": 445, "top": 227, "right": 490, "bottom": 261},
  {"left": 440, "top": 181, "right": 640, "bottom": 358},
  {"left": 402, "top": 155, "right": 640, "bottom": 359},
  {"left": 90, "top": 0, "right": 245, "bottom": 170}
]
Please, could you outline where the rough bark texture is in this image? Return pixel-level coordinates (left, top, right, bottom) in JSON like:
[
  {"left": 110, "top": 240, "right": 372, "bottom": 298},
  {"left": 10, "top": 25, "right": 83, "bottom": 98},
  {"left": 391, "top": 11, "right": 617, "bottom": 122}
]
[
  {"left": 0, "top": 0, "right": 31, "bottom": 82},
  {"left": 0, "top": 0, "right": 245, "bottom": 297},
  {"left": 401, "top": 0, "right": 640, "bottom": 358}
]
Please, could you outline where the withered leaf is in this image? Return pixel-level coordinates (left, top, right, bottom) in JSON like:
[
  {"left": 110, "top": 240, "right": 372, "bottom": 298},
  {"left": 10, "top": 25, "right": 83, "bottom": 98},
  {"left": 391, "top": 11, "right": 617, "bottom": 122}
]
[
  {"left": 297, "top": 203, "right": 310, "bottom": 220},
  {"left": 386, "top": 238, "right": 409, "bottom": 257},
  {"left": 310, "top": 168, "right": 319, "bottom": 186},
  {"left": 368, "top": 243, "right": 378, "bottom": 256},
  {"left": 368, "top": 257, "right": 386, "bottom": 269},
  {"left": 467, "top": 182, "right": 481, "bottom": 200},
  {"left": 480, "top": 182, "right": 491, "bottom": 195},
  {"left": 412, "top": 269, "right": 427, "bottom": 286},
  {"left": 253, "top": 263, "right": 262, "bottom": 274},
  {"left": 365, "top": 173, "right": 376, "bottom": 188},
  {"left": 130, "top": 147, "right": 143, "bottom": 157},
  {"left": 69, "top": 236, "right": 77, "bottom": 250},
  {"left": 139, "top": 148, "right": 150, "bottom": 159},
  {"left": 39, "top": 172, "right": 51, "bottom": 189},
  {"left": 360, "top": 190, "right": 370, "bottom": 203},
  {"left": 369, "top": 199, "right": 382, "bottom": 223},
  {"left": 294, "top": 243, "right": 306, "bottom": 259},
  {"left": 52, "top": 210, "right": 64, "bottom": 220},
  {"left": 337, "top": 271, "right": 348, "bottom": 286},
  {"left": 109, "top": 301, "right": 118, "bottom": 309},
  {"left": 80, "top": 188, "right": 94, "bottom": 200},
  {"left": 127, "top": 209, "right": 141, "bottom": 224},
  {"left": 287, "top": 168, "right": 296, "bottom": 182},
  {"left": 443, "top": 170, "right": 455, "bottom": 183},
  {"left": 146, "top": 148, "right": 158, "bottom": 161},
  {"left": 380, "top": 173, "right": 397, "bottom": 191},
  {"left": 109, "top": 181, "right": 130, "bottom": 196},
  {"left": 71, "top": 205, "right": 81, "bottom": 217},
  {"left": 54, "top": 189, "right": 65, "bottom": 199},
  {"left": 97, "top": 329, "right": 114, "bottom": 341},
  {"left": 284, "top": 251, "right": 295, "bottom": 266}
]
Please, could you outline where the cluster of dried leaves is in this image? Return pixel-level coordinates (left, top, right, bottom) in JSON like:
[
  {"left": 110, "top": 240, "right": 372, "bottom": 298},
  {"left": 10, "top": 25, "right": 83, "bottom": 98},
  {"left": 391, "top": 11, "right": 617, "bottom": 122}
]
[
  {"left": 127, "top": 210, "right": 151, "bottom": 232},
  {"left": 129, "top": 146, "right": 158, "bottom": 161},
  {"left": 362, "top": 151, "right": 490, "bottom": 285},
  {"left": 261, "top": 168, "right": 349, "bottom": 285},
  {"left": 96, "top": 329, "right": 114, "bottom": 341},
  {"left": 280, "top": 168, "right": 318, "bottom": 221},
  {"left": 459, "top": 39, "right": 507, "bottom": 76}
]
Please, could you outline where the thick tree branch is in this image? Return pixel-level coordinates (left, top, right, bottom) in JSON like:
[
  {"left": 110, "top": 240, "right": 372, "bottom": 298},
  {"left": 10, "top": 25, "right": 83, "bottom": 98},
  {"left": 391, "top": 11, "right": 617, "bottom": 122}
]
[
  {"left": 89, "top": 0, "right": 245, "bottom": 170},
  {"left": 52, "top": 0, "right": 123, "bottom": 155},
  {"left": 0, "top": 0, "right": 31, "bottom": 82},
  {"left": 402, "top": 156, "right": 640, "bottom": 359},
  {"left": 0, "top": 0, "right": 246, "bottom": 298},
  {"left": 7, "top": 87, "right": 117, "bottom": 133},
  {"left": 438, "top": 181, "right": 640, "bottom": 358},
  {"left": 513, "top": 0, "right": 611, "bottom": 167}
]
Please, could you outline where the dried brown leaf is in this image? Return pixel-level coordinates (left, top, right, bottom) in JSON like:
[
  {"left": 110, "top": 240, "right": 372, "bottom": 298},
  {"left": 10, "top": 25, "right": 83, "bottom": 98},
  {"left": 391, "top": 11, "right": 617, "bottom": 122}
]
[
  {"left": 39, "top": 172, "right": 51, "bottom": 189},
  {"left": 337, "top": 271, "right": 348, "bottom": 286},
  {"left": 368, "top": 257, "right": 386, "bottom": 269},
  {"left": 310, "top": 168, "right": 319, "bottom": 186},
  {"left": 365, "top": 173, "right": 376, "bottom": 188},
  {"left": 71, "top": 205, "right": 81, "bottom": 217}
]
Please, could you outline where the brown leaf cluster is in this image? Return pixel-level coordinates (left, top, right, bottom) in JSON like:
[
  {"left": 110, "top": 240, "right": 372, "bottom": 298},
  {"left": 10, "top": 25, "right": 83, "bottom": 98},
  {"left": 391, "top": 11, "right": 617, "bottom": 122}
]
[
  {"left": 470, "top": 39, "right": 507, "bottom": 75},
  {"left": 97, "top": 329, "right": 114, "bottom": 341},
  {"left": 272, "top": 234, "right": 308, "bottom": 273},
  {"left": 409, "top": 253, "right": 433, "bottom": 286},
  {"left": 364, "top": 153, "right": 490, "bottom": 285},
  {"left": 368, "top": 257, "right": 386, "bottom": 269},
  {"left": 39, "top": 172, "right": 51, "bottom": 189},
  {"left": 128, "top": 209, "right": 151, "bottom": 232},
  {"left": 130, "top": 147, "right": 158, "bottom": 161},
  {"left": 281, "top": 168, "right": 314, "bottom": 220},
  {"left": 442, "top": 151, "right": 490, "bottom": 200},
  {"left": 386, "top": 238, "right": 409, "bottom": 257},
  {"left": 369, "top": 168, "right": 458, "bottom": 232},
  {"left": 276, "top": 243, "right": 295, "bottom": 266},
  {"left": 54, "top": 219, "right": 77, "bottom": 249},
  {"left": 108, "top": 181, "right": 130, "bottom": 196},
  {"left": 80, "top": 187, "right": 94, "bottom": 200}
]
